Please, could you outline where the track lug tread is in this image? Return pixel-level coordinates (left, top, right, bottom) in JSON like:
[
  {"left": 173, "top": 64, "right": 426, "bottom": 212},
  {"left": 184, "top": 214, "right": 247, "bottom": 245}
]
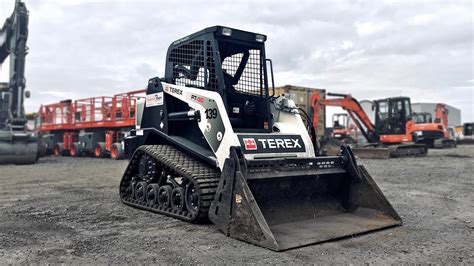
[{"left": 119, "top": 145, "right": 220, "bottom": 223}]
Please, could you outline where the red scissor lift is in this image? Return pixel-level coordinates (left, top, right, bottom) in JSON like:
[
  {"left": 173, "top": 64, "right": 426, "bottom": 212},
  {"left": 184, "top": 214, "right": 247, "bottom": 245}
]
[{"left": 38, "top": 89, "right": 145, "bottom": 159}]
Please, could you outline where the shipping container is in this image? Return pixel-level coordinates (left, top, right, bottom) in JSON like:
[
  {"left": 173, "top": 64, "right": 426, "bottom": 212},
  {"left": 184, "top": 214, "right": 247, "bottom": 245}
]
[{"left": 274, "top": 85, "right": 326, "bottom": 139}]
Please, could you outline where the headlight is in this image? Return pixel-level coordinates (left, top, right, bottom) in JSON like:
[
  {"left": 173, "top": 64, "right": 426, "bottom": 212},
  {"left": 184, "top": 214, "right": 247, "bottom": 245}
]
[
  {"left": 222, "top": 27, "right": 232, "bottom": 36},
  {"left": 255, "top": 34, "right": 266, "bottom": 42}
]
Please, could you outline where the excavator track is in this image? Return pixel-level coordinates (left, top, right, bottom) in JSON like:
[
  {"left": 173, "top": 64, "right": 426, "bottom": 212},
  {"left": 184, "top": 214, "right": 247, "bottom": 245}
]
[
  {"left": 388, "top": 144, "right": 428, "bottom": 157},
  {"left": 433, "top": 138, "right": 457, "bottom": 149},
  {"left": 119, "top": 145, "right": 220, "bottom": 223},
  {"left": 350, "top": 143, "right": 427, "bottom": 159}
]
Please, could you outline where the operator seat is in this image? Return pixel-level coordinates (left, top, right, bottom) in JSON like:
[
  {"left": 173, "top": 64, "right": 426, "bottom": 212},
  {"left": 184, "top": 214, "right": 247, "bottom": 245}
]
[{"left": 223, "top": 69, "right": 258, "bottom": 129}]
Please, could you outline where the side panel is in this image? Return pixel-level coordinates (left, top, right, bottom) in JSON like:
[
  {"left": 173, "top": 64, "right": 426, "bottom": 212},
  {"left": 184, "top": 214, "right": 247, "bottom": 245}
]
[
  {"left": 161, "top": 82, "right": 239, "bottom": 169},
  {"left": 268, "top": 101, "right": 316, "bottom": 158},
  {"left": 141, "top": 79, "right": 167, "bottom": 133},
  {"left": 78, "top": 131, "right": 105, "bottom": 151}
]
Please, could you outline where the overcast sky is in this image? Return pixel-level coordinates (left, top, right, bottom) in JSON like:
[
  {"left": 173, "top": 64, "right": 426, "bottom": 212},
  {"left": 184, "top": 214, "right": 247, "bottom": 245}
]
[{"left": 0, "top": 0, "right": 472, "bottom": 123}]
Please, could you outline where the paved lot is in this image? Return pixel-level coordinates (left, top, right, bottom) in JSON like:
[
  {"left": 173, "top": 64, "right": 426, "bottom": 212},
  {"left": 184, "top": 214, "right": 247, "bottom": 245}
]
[{"left": 0, "top": 146, "right": 473, "bottom": 263}]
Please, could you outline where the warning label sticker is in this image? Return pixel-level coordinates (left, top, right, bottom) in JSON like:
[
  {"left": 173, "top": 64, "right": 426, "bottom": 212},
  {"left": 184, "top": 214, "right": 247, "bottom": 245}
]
[{"left": 145, "top": 92, "right": 164, "bottom": 107}]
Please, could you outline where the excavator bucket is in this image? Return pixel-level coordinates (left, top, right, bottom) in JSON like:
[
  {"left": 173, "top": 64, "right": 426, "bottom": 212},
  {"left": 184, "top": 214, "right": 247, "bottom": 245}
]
[
  {"left": 209, "top": 146, "right": 401, "bottom": 251},
  {"left": 0, "top": 135, "right": 38, "bottom": 164}
]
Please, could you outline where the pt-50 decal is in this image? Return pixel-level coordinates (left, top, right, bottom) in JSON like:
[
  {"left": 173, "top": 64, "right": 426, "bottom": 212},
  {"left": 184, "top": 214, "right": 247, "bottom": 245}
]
[{"left": 186, "top": 92, "right": 225, "bottom": 152}]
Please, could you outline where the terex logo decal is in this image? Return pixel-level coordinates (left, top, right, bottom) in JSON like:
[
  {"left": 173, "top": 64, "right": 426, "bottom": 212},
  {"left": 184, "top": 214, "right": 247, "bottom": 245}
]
[
  {"left": 164, "top": 85, "right": 183, "bottom": 95},
  {"left": 238, "top": 135, "right": 306, "bottom": 154},
  {"left": 258, "top": 138, "right": 302, "bottom": 149},
  {"left": 242, "top": 138, "right": 257, "bottom": 150}
]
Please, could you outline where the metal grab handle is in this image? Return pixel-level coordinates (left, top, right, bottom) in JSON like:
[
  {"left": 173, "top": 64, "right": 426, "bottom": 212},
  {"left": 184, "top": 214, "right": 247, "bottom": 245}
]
[{"left": 265, "top": 59, "right": 275, "bottom": 97}]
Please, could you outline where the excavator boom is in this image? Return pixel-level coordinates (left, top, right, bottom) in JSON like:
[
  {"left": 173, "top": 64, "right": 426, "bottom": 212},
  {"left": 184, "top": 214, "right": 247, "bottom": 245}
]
[{"left": 0, "top": 1, "right": 37, "bottom": 164}]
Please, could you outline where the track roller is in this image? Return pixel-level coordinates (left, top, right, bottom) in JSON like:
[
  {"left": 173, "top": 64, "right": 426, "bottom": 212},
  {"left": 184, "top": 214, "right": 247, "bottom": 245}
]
[
  {"left": 135, "top": 181, "right": 147, "bottom": 201},
  {"left": 158, "top": 185, "right": 172, "bottom": 208},
  {"left": 171, "top": 187, "right": 185, "bottom": 211},
  {"left": 146, "top": 183, "right": 160, "bottom": 204}
]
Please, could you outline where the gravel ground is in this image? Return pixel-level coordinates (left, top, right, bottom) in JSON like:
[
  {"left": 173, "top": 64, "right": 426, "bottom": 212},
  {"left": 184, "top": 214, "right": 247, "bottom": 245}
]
[{"left": 0, "top": 146, "right": 473, "bottom": 263}]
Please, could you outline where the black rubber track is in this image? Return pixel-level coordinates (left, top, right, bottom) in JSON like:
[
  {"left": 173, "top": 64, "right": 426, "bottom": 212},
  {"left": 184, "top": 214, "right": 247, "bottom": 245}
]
[
  {"left": 388, "top": 144, "right": 428, "bottom": 158},
  {"left": 119, "top": 145, "right": 220, "bottom": 223}
]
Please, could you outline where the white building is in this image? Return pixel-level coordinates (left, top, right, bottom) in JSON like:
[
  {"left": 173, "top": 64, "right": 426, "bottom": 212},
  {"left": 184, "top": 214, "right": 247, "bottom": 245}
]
[
  {"left": 359, "top": 100, "right": 375, "bottom": 124},
  {"left": 411, "top": 103, "right": 461, "bottom": 127}
]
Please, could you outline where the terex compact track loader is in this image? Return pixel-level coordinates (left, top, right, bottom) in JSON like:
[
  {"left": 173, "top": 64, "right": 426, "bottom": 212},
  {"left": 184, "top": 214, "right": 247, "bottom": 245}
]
[{"left": 119, "top": 26, "right": 401, "bottom": 251}]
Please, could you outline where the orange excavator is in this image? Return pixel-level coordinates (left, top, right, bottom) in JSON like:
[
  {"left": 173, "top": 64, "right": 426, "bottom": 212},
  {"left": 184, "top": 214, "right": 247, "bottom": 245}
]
[
  {"left": 412, "top": 104, "right": 456, "bottom": 148},
  {"left": 330, "top": 113, "right": 358, "bottom": 142},
  {"left": 311, "top": 92, "right": 428, "bottom": 158}
]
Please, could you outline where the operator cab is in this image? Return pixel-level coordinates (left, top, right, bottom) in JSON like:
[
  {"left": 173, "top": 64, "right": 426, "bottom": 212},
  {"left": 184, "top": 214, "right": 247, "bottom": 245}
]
[
  {"left": 165, "top": 26, "right": 272, "bottom": 133},
  {"left": 332, "top": 113, "right": 348, "bottom": 129},
  {"left": 413, "top": 112, "right": 432, "bottom": 124},
  {"left": 374, "top": 97, "right": 412, "bottom": 135},
  {"left": 463, "top": 123, "right": 474, "bottom": 137}
]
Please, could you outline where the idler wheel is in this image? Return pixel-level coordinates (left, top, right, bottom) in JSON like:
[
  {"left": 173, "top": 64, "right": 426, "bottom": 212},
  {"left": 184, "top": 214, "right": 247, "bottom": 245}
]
[
  {"left": 138, "top": 153, "right": 157, "bottom": 182},
  {"left": 185, "top": 183, "right": 200, "bottom": 218}
]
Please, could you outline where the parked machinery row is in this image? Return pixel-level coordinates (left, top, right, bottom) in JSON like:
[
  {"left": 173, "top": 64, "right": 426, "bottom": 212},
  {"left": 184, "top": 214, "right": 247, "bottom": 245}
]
[
  {"left": 37, "top": 89, "right": 145, "bottom": 159},
  {"left": 310, "top": 92, "right": 428, "bottom": 158}
]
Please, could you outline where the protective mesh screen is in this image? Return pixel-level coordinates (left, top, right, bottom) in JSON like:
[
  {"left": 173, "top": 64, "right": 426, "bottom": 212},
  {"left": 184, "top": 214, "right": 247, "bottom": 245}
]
[
  {"left": 222, "top": 49, "right": 265, "bottom": 96},
  {"left": 168, "top": 40, "right": 216, "bottom": 90}
]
